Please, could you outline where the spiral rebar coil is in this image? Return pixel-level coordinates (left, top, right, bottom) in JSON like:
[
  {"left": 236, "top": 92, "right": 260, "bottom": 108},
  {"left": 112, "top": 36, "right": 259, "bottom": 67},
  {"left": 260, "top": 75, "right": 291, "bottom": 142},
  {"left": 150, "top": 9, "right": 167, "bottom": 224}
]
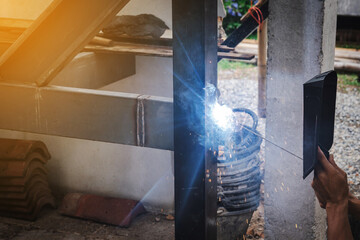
[{"left": 217, "top": 108, "right": 262, "bottom": 216}]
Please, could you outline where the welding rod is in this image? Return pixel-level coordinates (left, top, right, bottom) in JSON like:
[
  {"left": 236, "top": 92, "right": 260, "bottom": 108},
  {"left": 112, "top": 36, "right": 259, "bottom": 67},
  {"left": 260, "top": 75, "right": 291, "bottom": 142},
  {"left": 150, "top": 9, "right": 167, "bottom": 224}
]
[{"left": 235, "top": 125, "right": 304, "bottom": 161}]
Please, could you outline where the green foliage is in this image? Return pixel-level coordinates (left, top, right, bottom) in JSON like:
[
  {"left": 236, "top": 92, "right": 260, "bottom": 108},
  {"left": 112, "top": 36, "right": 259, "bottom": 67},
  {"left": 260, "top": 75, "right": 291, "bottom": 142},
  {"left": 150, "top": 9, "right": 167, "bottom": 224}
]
[
  {"left": 338, "top": 73, "right": 360, "bottom": 87},
  {"left": 218, "top": 59, "right": 254, "bottom": 70},
  {"left": 222, "top": 0, "right": 254, "bottom": 36},
  {"left": 336, "top": 43, "right": 360, "bottom": 50}
]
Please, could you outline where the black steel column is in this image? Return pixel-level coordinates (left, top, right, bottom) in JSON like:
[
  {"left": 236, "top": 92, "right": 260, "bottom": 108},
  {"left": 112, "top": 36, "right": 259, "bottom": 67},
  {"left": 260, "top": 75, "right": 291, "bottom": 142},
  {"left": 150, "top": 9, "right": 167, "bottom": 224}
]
[{"left": 173, "top": 0, "right": 218, "bottom": 239}]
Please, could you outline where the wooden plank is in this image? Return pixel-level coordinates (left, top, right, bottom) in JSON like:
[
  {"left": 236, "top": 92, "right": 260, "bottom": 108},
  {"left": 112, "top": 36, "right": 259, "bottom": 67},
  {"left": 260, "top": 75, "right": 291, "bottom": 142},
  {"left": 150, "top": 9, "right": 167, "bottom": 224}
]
[
  {"left": 334, "top": 61, "right": 360, "bottom": 73},
  {"left": 84, "top": 43, "right": 254, "bottom": 60},
  {"left": 0, "top": 0, "right": 130, "bottom": 86},
  {"left": 84, "top": 42, "right": 173, "bottom": 57},
  {"left": 0, "top": 83, "right": 174, "bottom": 150},
  {"left": 90, "top": 36, "right": 114, "bottom": 46}
]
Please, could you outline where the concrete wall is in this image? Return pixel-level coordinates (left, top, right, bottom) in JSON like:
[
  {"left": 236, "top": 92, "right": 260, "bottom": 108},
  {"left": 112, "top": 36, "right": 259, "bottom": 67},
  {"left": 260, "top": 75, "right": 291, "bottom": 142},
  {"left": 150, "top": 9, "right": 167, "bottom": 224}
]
[
  {"left": 338, "top": 0, "right": 360, "bottom": 16},
  {"left": 265, "top": 0, "right": 337, "bottom": 239}
]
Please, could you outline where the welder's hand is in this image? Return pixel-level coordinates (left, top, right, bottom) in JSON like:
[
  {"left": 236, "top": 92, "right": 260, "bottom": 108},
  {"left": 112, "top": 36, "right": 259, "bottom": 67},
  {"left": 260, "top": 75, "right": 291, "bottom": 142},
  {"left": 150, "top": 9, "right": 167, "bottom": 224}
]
[
  {"left": 312, "top": 148, "right": 349, "bottom": 208},
  {"left": 312, "top": 148, "right": 354, "bottom": 240}
]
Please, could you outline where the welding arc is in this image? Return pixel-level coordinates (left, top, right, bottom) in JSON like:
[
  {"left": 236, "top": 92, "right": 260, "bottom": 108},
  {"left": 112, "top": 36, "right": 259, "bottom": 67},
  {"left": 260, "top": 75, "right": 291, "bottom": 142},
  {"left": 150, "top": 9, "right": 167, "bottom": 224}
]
[{"left": 236, "top": 124, "right": 304, "bottom": 161}]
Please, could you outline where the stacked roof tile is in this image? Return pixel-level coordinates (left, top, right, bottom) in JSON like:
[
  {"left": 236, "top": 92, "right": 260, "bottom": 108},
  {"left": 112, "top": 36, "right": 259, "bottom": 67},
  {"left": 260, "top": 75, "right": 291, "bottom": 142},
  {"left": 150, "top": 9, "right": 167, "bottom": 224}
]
[{"left": 0, "top": 138, "right": 55, "bottom": 220}]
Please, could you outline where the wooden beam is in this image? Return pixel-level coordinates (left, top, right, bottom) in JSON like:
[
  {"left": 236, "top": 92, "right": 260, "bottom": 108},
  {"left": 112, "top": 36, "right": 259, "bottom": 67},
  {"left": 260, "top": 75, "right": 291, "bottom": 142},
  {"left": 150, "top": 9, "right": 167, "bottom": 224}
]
[
  {"left": 257, "top": 20, "right": 267, "bottom": 118},
  {"left": 0, "top": 83, "right": 173, "bottom": 151},
  {"left": 221, "top": 1, "right": 269, "bottom": 48},
  {"left": 0, "top": 0, "right": 130, "bottom": 86}
]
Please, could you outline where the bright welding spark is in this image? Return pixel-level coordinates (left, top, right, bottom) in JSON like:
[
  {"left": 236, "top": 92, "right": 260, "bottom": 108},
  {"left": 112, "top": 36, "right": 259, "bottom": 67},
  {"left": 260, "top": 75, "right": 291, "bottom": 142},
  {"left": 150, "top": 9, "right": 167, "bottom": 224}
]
[{"left": 211, "top": 102, "right": 234, "bottom": 130}]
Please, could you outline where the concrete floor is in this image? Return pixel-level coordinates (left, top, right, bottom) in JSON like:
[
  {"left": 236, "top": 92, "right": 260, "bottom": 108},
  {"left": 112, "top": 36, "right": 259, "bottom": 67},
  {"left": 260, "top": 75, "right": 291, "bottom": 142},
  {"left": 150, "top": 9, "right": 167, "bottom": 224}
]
[{"left": 0, "top": 209, "right": 175, "bottom": 240}]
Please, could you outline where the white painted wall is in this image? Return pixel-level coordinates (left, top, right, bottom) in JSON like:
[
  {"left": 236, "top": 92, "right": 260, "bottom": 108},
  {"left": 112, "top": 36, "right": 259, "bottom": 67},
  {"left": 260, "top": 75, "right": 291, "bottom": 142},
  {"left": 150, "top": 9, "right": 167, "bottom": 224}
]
[
  {"left": 107, "top": 0, "right": 174, "bottom": 98},
  {"left": 0, "top": 129, "right": 175, "bottom": 212},
  {"left": 100, "top": 56, "right": 173, "bottom": 98},
  {"left": 118, "top": 0, "right": 172, "bottom": 29}
]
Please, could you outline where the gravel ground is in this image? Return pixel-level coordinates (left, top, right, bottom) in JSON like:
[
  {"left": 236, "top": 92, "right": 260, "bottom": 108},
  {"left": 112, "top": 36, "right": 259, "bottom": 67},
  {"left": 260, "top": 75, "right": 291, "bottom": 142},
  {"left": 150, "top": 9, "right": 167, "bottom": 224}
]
[
  {"left": 217, "top": 65, "right": 360, "bottom": 239},
  {"left": 332, "top": 87, "right": 360, "bottom": 197}
]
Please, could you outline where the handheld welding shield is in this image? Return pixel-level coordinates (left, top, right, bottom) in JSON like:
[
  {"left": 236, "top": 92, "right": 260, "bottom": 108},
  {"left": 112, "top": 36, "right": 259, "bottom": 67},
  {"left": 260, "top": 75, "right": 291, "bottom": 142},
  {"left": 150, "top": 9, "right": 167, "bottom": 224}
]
[{"left": 303, "top": 70, "right": 337, "bottom": 179}]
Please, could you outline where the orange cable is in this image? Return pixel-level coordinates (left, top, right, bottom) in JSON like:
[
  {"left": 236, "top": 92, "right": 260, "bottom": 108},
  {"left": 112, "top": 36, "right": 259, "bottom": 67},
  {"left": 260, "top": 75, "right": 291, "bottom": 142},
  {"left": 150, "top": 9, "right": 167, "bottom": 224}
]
[{"left": 248, "top": 5, "right": 264, "bottom": 30}]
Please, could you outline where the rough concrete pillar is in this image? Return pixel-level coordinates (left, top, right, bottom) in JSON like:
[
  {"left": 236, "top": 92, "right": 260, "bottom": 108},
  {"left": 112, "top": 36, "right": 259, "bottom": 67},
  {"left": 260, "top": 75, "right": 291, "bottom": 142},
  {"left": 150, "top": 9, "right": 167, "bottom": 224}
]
[{"left": 264, "top": 0, "right": 337, "bottom": 239}]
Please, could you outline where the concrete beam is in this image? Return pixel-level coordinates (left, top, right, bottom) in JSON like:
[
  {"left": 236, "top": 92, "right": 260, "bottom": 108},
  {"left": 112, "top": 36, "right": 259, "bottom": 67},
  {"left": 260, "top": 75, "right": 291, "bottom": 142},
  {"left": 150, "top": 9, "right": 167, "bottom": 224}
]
[
  {"left": 0, "top": 0, "right": 129, "bottom": 86},
  {"left": 0, "top": 83, "right": 173, "bottom": 150},
  {"left": 265, "top": 0, "right": 337, "bottom": 239}
]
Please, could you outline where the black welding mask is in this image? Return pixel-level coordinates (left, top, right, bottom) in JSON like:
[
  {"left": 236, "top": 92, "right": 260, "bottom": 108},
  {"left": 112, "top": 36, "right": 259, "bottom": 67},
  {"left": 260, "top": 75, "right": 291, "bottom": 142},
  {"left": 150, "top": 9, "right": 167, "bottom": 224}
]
[{"left": 303, "top": 70, "right": 337, "bottom": 179}]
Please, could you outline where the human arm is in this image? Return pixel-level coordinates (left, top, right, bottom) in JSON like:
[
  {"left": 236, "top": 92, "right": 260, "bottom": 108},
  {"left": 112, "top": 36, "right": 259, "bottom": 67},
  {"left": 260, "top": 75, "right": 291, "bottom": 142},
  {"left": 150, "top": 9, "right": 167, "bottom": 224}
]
[
  {"left": 312, "top": 148, "right": 353, "bottom": 240},
  {"left": 313, "top": 151, "right": 360, "bottom": 220}
]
